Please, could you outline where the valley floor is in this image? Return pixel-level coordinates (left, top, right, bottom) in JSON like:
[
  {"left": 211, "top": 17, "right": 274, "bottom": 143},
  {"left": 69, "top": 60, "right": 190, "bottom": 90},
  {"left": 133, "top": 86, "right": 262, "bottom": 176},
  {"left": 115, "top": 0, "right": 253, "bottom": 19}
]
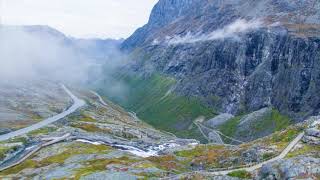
[{"left": 0, "top": 83, "right": 319, "bottom": 179}]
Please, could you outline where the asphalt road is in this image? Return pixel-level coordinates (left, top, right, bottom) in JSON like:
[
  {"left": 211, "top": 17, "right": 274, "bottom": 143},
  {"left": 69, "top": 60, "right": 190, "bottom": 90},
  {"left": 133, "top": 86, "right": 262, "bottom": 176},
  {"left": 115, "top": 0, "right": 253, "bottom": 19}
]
[{"left": 0, "top": 85, "right": 85, "bottom": 142}]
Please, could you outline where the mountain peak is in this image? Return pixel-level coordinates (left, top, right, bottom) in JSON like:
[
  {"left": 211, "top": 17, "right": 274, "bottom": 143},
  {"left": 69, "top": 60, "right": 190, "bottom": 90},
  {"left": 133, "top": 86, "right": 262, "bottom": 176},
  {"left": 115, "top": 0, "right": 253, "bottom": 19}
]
[{"left": 122, "top": 0, "right": 320, "bottom": 50}]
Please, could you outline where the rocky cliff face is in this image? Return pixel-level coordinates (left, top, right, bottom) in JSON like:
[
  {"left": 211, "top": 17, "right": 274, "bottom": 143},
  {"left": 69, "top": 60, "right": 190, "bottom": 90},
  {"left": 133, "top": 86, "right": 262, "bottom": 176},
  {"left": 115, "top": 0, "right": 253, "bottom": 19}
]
[
  {"left": 121, "top": 0, "right": 320, "bottom": 120},
  {"left": 121, "top": 0, "right": 199, "bottom": 50}
]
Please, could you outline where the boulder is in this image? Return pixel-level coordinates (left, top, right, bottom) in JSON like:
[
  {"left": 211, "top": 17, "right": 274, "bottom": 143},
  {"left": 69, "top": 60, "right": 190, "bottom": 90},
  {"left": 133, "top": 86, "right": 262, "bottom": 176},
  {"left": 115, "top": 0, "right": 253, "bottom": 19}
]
[
  {"left": 305, "top": 128, "right": 320, "bottom": 138},
  {"left": 258, "top": 156, "right": 320, "bottom": 179}
]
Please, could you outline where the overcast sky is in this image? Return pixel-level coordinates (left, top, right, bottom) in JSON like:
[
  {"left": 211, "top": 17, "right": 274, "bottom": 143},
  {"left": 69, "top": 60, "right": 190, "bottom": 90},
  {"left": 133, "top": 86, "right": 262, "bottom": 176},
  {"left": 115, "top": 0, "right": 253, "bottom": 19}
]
[{"left": 1, "top": 0, "right": 158, "bottom": 39}]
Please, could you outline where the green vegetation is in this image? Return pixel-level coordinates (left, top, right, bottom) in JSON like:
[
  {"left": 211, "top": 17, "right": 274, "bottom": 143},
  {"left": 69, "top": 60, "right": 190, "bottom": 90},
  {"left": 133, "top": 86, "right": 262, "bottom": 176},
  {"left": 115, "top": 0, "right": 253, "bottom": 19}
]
[
  {"left": 253, "top": 125, "right": 303, "bottom": 151},
  {"left": 173, "top": 145, "right": 234, "bottom": 169},
  {"left": 74, "top": 156, "right": 138, "bottom": 179},
  {"left": 218, "top": 108, "right": 292, "bottom": 143},
  {"left": 175, "top": 124, "right": 208, "bottom": 143},
  {"left": 0, "top": 143, "right": 21, "bottom": 161},
  {"left": 228, "top": 170, "right": 252, "bottom": 179},
  {"left": 98, "top": 73, "right": 216, "bottom": 140},
  {"left": 0, "top": 146, "right": 11, "bottom": 161},
  {"left": 0, "top": 159, "right": 38, "bottom": 175},
  {"left": 79, "top": 112, "right": 97, "bottom": 122},
  {"left": 287, "top": 144, "right": 320, "bottom": 158},
  {"left": 270, "top": 127, "right": 302, "bottom": 144},
  {"left": 27, "top": 127, "right": 57, "bottom": 136},
  {"left": 71, "top": 123, "right": 110, "bottom": 133},
  {"left": 0, "top": 142, "right": 112, "bottom": 176},
  {"left": 218, "top": 115, "right": 243, "bottom": 139},
  {"left": 174, "top": 145, "right": 208, "bottom": 157},
  {"left": 147, "top": 155, "right": 183, "bottom": 172},
  {"left": 5, "top": 137, "right": 28, "bottom": 144},
  {"left": 39, "top": 143, "right": 110, "bottom": 166},
  {"left": 253, "top": 109, "right": 291, "bottom": 132},
  {"left": 262, "top": 152, "right": 275, "bottom": 160}
]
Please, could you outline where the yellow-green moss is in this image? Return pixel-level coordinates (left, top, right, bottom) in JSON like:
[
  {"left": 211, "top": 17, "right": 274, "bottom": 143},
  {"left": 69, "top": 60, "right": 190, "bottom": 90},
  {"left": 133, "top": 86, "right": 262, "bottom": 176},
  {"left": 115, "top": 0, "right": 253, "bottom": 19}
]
[
  {"left": 172, "top": 145, "right": 232, "bottom": 169},
  {"left": 228, "top": 170, "right": 252, "bottom": 179},
  {"left": 71, "top": 123, "right": 111, "bottom": 134},
  {"left": 0, "top": 146, "right": 11, "bottom": 160},
  {"left": 147, "top": 155, "right": 185, "bottom": 172},
  {"left": 287, "top": 144, "right": 320, "bottom": 158},
  {"left": 0, "top": 159, "right": 37, "bottom": 175},
  {"left": 79, "top": 112, "right": 97, "bottom": 122},
  {"left": 73, "top": 156, "right": 137, "bottom": 180},
  {"left": 39, "top": 142, "right": 111, "bottom": 166},
  {"left": 1, "top": 142, "right": 112, "bottom": 176},
  {"left": 27, "top": 127, "right": 57, "bottom": 136}
]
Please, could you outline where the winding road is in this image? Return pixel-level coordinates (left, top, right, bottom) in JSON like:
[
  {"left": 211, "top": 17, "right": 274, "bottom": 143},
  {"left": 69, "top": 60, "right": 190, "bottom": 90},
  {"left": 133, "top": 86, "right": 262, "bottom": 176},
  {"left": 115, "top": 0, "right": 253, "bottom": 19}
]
[
  {"left": 0, "top": 85, "right": 315, "bottom": 177},
  {"left": 0, "top": 85, "right": 86, "bottom": 142},
  {"left": 201, "top": 132, "right": 305, "bottom": 176},
  {"left": 90, "top": 90, "right": 109, "bottom": 107},
  {"left": 163, "top": 131, "right": 306, "bottom": 180}
]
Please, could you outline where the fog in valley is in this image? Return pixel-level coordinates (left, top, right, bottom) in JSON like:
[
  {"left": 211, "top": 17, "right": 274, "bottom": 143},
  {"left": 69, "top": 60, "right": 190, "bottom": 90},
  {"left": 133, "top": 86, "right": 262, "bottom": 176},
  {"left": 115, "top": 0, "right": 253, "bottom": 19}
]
[{"left": 0, "top": 26, "right": 125, "bottom": 86}]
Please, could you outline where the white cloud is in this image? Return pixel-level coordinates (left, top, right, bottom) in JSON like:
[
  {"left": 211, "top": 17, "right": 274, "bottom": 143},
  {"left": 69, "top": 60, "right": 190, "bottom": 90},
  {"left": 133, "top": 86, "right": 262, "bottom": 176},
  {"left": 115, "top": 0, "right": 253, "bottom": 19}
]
[
  {"left": 0, "top": 27, "right": 97, "bottom": 84},
  {"left": 1, "top": 0, "right": 158, "bottom": 39},
  {"left": 167, "top": 19, "right": 263, "bottom": 45}
]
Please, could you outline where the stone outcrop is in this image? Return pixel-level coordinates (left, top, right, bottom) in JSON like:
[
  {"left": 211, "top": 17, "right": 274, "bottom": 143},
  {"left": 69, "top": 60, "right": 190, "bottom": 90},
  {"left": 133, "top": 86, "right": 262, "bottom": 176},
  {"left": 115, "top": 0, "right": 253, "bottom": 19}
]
[
  {"left": 303, "top": 126, "right": 320, "bottom": 145},
  {"left": 258, "top": 156, "right": 320, "bottom": 179},
  {"left": 204, "top": 114, "right": 234, "bottom": 129},
  {"left": 233, "top": 108, "right": 273, "bottom": 142}
]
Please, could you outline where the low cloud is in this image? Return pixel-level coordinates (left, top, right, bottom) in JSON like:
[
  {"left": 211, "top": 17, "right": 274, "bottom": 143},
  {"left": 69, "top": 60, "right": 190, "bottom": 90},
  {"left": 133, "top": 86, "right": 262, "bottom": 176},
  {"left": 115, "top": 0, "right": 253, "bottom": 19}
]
[
  {"left": 0, "top": 26, "right": 121, "bottom": 85},
  {"left": 166, "top": 19, "right": 263, "bottom": 45}
]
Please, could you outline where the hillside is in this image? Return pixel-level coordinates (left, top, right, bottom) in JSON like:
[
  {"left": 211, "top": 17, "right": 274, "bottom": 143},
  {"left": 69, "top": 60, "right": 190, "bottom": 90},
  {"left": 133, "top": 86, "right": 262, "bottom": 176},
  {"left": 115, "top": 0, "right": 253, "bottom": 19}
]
[
  {"left": 0, "top": 81, "right": 318, "bottom": 179},
  {"left": 0, "top": 0, "right": 320, "bottom": 179},
  {"left": 98, "top": 0, "right": 320, "bottom": 142}
]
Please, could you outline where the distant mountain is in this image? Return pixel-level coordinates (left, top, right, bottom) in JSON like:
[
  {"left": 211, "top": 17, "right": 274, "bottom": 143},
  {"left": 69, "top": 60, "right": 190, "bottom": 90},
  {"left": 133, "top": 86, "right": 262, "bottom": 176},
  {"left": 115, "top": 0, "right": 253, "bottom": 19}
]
[
  {"left": 0, "top": 25, "right": 122, "bottom": 86},
  {"left": 2, "top": 25, "right": 122, "bottom": 60},
  {"left": 71, "top": 38, "right": 123, "bottom": 60}
]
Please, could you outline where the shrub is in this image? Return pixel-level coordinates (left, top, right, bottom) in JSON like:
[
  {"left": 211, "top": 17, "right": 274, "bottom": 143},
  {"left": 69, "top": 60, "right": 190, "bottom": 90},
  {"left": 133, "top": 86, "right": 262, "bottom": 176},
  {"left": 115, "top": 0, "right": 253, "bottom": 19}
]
[{"left": 228, "top": 170, "right": 252, "bottom": 179}]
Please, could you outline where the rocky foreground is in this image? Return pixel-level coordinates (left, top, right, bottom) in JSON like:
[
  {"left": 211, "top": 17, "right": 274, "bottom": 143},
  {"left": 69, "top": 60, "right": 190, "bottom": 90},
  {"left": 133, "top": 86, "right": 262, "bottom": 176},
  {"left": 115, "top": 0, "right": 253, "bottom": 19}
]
[
  {"left": 0, "top": 81, "right": 72, "bottom": 135},
  {"left": 0, "top": 82, "right": 318, "bottom": 179}
]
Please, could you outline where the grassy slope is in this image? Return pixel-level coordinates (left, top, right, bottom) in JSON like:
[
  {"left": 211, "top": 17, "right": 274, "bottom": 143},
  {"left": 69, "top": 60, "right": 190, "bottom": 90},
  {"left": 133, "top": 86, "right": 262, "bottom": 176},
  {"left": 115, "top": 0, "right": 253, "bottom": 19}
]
[
  {"left": 98, "top": 73, "right": 216, "bottom": 141},
  {"left": 218, "top": 109, "right": 292, "bottom": 143}
]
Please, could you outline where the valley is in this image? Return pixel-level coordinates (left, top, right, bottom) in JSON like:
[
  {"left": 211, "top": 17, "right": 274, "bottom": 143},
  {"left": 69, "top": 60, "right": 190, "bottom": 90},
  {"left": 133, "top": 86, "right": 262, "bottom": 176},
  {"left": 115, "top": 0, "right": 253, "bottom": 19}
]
[
  {"left": 0, "top": 81, "right": 319, "bottom": 179},
  {"left": 0, "top": 0, "right": 320, "bottom": 179}
]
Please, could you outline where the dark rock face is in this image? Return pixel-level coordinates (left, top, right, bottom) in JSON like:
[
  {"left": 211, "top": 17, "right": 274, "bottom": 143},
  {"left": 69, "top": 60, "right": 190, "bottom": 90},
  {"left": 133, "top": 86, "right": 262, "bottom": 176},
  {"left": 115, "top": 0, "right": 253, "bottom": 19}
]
[
  {"left": 121, "top": 0, "right": 200, "bottom": 51},
  {"left": 123, "top": 0, "right": 320, "bottom": 50},
  {"left": 121, "top": 0, "right": 320, "bottom": 119},
  {"left": 127, "top": 30, "right": 320, "bottom": 119}
]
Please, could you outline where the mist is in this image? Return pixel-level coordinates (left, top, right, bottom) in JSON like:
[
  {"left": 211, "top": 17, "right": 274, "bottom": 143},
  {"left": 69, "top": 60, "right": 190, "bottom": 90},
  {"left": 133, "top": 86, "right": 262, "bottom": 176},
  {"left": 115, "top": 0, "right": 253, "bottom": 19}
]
[
  {"left": 166, "top": 19, "right": 263, "bottom": 45},
  {"left": 0, "top": 26, "right": 120, "bottom": 85}
]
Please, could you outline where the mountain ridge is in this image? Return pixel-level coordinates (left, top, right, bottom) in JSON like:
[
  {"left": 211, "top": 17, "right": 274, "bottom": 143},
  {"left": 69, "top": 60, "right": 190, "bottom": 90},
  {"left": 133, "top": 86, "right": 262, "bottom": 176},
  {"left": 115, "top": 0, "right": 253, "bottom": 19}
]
[
  {"left": 95, "top": 0, "right": 320, "bottom": 142},
  {"left": 122, "top": 0, "right": 320, "bottom": 50}
]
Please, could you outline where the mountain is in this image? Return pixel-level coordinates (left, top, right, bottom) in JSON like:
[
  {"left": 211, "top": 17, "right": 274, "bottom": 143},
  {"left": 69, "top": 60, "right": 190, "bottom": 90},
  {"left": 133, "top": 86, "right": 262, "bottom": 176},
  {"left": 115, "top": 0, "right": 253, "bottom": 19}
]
[
  {"left": 122, "top": 0, "right": 320, "bottom": 49},
  {"left": 0, "top": 25, "right": 122, "bottom": 86},
  {"left": 97, "top": 0, "right": 320, "bottom": 142},
  {"left": 3, "top": 25, "right": 122, "bottom": 60},
  {"left": 1, "top": 1, "right": 320, "bottom": 179},
  {"left": 70, "top": 38, "right": 123, "bottom": 60}
]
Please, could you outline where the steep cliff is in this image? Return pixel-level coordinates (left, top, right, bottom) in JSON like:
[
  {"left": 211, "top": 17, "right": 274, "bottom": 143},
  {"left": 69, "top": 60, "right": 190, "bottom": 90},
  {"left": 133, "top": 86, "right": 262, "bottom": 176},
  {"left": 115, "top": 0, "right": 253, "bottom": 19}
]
[
  {"left": 123, "top": 0, "right": 320, "bottom": 50},
  {"left": 101, "top": 0, "right": 320, "bottom": 141}
]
